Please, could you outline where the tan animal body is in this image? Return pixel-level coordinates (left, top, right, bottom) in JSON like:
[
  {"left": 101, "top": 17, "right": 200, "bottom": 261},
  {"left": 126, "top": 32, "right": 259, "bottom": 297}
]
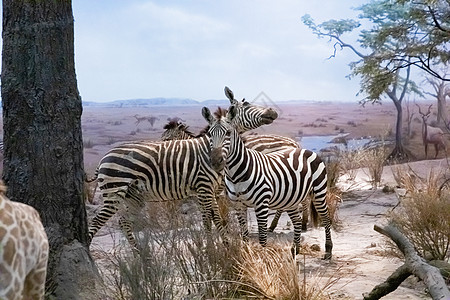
[
  {"left": 417, "top": 104, "right": 447, "bottom": 158},
  {"left": 0, "top": 182, "right": 49, "bottom": 300}
]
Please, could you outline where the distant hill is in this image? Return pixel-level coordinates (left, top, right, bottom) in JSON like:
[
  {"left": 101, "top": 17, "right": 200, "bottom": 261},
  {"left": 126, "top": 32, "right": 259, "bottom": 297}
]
[{"left": 82, "top": 98, "right": 229, "bottom": 107}]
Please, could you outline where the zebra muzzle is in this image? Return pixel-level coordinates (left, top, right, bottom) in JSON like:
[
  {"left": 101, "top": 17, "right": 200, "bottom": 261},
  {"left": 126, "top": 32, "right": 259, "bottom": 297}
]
[{"left": 210, "top": 147, "right": 225, "bottom": 172}]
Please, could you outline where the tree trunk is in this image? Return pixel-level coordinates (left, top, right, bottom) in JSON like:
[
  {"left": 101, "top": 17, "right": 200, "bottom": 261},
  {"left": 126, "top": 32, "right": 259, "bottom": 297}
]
[
  {"left": 387, "top": 96, "right": 412, "bottom": 161},
  {"left": 1, "top": 1, "right": 97, "bottom": 298},
  {"left": 436, "top": 84, "right": 449, "bottom": 131}
]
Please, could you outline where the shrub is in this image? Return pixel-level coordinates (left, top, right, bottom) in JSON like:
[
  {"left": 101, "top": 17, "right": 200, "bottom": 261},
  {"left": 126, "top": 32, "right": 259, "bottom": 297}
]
[
  {"left": 389, "top": 168, "right": 450, "bottom": 261},
  {"left": 95, "top": 199, "right": 243, "bottom": 299},
  {"left": 91, "top": 196, "right": 342, "bottom": 299},
  {"left": 237, "top": 243, "right": 339, "bottom": 299},
  {"left": 361, "top": 145, "right": 388, "bottom": 188},
  {"left": 338, "top": 149, "right": 364, "bottom": 181},
  {"left": 389, "top": 191, "right": 450, "bottom": 261},
  {"left": 84, "top": 139, "right": 94, "bottom": 149}
]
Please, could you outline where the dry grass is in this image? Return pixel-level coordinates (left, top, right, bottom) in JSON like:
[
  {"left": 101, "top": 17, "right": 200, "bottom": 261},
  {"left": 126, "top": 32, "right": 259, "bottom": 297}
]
[
  {"left": 361, "top": 145, "right": 389, "bottom": 188},
  {"left": 88, "top": 195, "right": 341, "bottom": 299},
  {"left": 327, "top": 186, "right": 343, "bottom": 231},
  {"left": 338, "top": 150, "right": 364, "bottom": 181},
  {"left": 237, "top": 243, "right": 339, "bottom": 300},
  {"left": 388, "top": 167, "right": 450, "bottom": 261},
  {"left": 392, "top": 166, "right": 448, "bottom": 199},
  {"left": 90, "top": 198, "right": 244, "bottom": 299}
]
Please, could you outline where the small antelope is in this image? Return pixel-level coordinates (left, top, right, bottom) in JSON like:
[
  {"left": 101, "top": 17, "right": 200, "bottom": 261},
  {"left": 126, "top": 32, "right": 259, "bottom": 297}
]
[
  {"left": 417, "top": 104, "right": 446, "bottom": 158},
  {"left": 134, "top": 114, "right": 148, "bottom": 126}
]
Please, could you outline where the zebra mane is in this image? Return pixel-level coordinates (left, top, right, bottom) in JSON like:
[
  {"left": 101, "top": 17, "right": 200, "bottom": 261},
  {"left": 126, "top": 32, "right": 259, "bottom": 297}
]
[
  {"left": 213, "top": 107, "right": 227, "bottom": 118},
  {"left": 163, "top": 120, "right": 194, "bottom": 136}
]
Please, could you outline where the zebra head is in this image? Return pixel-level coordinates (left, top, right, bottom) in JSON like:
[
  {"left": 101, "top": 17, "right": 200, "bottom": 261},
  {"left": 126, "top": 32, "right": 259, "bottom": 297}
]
[
  {"left": 161, "top": 120, "right": 194, "bottom": 141},
  {"left": 202, "top": 107, "right": 233, "bottom": 173},
  {"left": 225, "top": 86, "right": 278, "bottom": 133}
]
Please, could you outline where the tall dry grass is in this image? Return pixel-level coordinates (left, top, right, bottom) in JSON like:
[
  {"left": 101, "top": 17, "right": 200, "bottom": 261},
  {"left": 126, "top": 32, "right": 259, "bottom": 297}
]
[
  {"left": 361, "top": 144, "right": 389, "bottom": 188},
  {"left": 91, "top": 197, "right": 243, "bottom": 299},
  {"left": 89, "top": 195, "right": 341, "bottom": 299},
  {"left": 237, "top": 243, "right": 339, "bottom": 300},
  {"left": 389, "top": 167, "right": 450, "bottom": 261}
]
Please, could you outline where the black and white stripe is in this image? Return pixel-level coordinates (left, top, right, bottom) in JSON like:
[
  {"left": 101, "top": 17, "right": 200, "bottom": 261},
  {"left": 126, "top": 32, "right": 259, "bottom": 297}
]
[
  {"left": 88, "top": 87, "right": 278, "bottom": 249},
  {"left": 206, "top": 106, "right": 333, "bottom": 259},
  {"left": 160, "top": 121, "right": 310, "bottom": 233}
]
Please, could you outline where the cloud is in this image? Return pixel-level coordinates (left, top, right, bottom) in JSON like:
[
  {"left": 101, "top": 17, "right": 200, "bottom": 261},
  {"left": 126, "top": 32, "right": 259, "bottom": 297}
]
[{"left": 73, "top": 0, "right": 367, "bottom": 102}]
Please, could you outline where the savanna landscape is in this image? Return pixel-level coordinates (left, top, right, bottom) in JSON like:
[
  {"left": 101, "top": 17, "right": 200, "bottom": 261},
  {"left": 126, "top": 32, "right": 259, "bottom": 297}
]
[
  {"left": 80, "top": 100, "right": 450, "bottom": 299},
  {"left": 1, "top": 1, "right": 450, "bottom": 299}
]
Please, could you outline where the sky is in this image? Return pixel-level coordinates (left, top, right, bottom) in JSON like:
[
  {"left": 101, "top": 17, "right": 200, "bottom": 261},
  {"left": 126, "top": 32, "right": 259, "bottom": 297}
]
[
  {"left": 71, "top": 1, "right": 372, "bottom": 103},
  {"left": 5, "top": 1, "right": 369, "bottom": 103}
]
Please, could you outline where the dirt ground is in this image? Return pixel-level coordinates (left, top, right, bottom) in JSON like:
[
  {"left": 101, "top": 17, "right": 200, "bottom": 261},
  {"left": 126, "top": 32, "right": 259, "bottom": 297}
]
[{"left": 84, "top": 101, "right": 449, "bottom": 299}]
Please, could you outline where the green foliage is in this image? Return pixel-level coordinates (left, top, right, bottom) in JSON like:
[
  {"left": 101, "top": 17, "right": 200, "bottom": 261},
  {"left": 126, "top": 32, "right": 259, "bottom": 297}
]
[
  {"left": 302, "top": 0, "right": 450, "bottom": 101},
  {"left": 302, "top": 14, "right": 360, "bottom": 37}
]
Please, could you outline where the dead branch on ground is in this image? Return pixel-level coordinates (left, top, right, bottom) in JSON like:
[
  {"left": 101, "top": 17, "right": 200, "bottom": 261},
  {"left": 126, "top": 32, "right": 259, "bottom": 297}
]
[{"left": 363, "top": 223, "right": 450, "bottom": 300}]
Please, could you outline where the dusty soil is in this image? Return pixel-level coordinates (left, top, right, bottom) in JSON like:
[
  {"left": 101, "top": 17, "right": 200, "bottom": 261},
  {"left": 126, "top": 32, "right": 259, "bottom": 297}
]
[{"left": 84, "top": 101, "right": 450, "bottom": 299}]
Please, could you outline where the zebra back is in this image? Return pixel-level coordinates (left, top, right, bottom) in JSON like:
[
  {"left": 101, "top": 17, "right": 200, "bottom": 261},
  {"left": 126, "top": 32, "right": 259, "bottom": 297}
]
[{"left": 161, "top": 123, "right": 300, "bottom": 154}]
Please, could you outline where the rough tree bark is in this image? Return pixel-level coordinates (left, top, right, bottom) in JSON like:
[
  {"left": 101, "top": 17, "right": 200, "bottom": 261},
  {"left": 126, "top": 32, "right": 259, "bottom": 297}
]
[
  {"left": 1, "top": 1, "right": 97, "bottom": 298},
  {"left": 363, "top": 224, "right": 450, "bottom": 300}
]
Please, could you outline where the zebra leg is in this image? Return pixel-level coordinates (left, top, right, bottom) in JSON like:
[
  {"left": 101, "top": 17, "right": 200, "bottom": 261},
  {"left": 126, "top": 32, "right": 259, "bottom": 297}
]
[
  {"left": 235, "top": 205, "right": 249, "bottom": 242},
  {"left": 302, "top": 198, "right": 309, "bottom": 231},
  {"left": 197, "top": 194, "right": 213, "bottom": 231},
  {"left": 88, "top": 193, "right": 120, "bottom": 243},
  {"left": 286, "top": 208, "right": 303, "bottom": 256},
  {"left": 311, "top": 190, "right": 333, "bottom": 260},
  {"left": 197, "top": 192, "right": 229, "bottom": 242},
  {"left": 254, "top": 205, "right": 269, "bottom": 247},
  {"left": 118, "top": 216, "right": 139, "bottom": 254},
  {"left": 268, "top": 210, "right": 282, "bottom": 232}
]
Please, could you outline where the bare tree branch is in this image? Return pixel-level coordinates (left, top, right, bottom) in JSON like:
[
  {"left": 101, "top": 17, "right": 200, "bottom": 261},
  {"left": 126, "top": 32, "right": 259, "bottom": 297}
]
[{"left": 363, "top": 224, "right": 450, "bottom": 300}]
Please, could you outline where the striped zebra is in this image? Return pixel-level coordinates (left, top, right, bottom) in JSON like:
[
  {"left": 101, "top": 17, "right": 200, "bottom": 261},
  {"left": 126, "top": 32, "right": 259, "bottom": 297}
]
[
  {"left": 88, "top": 87, "right": 278, "bottom": 249},
  {"left": 204, "top": 106, "right": 333, "bottom": 259},
  {"left": 160, "top": 120, "right": 311, "bottom": 234}
]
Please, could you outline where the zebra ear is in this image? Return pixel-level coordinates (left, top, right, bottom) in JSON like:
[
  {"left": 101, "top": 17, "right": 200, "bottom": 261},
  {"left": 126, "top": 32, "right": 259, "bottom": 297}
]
[
  {"left": 225, "top": 86, "right": 237, "bottom": 104},
  {"left": 228, "top": 105, "right": 237, "bottom": 121},
  {"left": 202, "top": 107, "right": 214, "bottom": 124}
]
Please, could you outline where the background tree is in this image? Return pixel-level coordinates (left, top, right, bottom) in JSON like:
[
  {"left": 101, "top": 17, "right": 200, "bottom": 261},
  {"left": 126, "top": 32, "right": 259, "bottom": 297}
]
[
  {"left": 1, "top": 1, "right": 97, "bottom": 298},
  {"left": 393, "top": 0, "right": 450, "bottom": 81},
  {"left": 424, "top": 72, "right": 450, "bottom": 130},
  {"left": 302, "top": 0, "right": 438, "bottom": 160}
]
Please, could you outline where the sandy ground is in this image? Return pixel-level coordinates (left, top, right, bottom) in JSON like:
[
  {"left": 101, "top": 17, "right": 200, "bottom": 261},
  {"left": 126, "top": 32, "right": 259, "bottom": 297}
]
[{"left": 84, "top": 101, "right": 449, "bottom": 299}]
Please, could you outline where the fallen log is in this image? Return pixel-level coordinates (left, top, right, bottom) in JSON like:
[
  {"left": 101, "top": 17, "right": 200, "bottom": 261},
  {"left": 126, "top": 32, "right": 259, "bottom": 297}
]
[{"left": 363, "top": 223, "right": 450, "bottom": 300}]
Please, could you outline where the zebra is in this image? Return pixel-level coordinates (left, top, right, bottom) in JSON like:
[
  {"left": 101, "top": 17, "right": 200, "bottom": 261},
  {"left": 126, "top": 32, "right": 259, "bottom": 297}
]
[
  {"left": 203, "top": 106, "right": 333, "bottom": 259},
  {"left": 160, "top": 119, "right": 312, "bottom": 234},
  {"left": 161, "top": 121, "right": 195, "bottom": 141},
  {"left": 87, "top": 87, "right": 278, "bottom": 249}
]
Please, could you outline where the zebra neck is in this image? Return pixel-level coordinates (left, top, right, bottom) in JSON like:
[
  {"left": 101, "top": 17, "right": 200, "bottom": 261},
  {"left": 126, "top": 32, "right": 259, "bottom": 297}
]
[{"left": 226, "top": 129, "right": 252, "bottom": 179}]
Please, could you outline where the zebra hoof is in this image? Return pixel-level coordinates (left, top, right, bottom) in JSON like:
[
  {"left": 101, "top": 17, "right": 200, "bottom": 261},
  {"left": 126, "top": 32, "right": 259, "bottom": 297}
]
[{"left": 322, "top": 252, "right": 332, "bottom": 260}]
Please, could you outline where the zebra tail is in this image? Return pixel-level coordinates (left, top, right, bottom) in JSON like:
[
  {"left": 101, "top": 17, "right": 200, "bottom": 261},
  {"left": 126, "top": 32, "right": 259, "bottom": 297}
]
[
  {"left": 85, "top": 169, "right": 99, "bottom": 183},
  {"left": 309, "top": 198, "right": 319, "bottom": 228}
]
